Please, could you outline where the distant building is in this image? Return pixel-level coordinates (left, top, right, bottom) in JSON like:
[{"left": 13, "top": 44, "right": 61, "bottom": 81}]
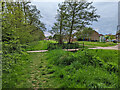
[
  {"left": 89, "top": 31, "right": 99, "bottom": 41},
  {"left": 116, "top": 32, "right": 120, "bottom": 42},
  {"left": 99, "top": 34, "right": 104, "bottom": 37},
  {"left": 117, "top": 1, "right": 120, "bottom": 42},
  {"left": 44, "top": 38, "right": 49, "bottom": 40},
  {"left": 77, "top": 30, "right": 102, "bottom": 42}
]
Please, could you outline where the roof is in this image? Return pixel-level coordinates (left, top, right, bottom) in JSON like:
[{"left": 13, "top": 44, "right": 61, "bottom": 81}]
[
  {"left": 116, "top": 32, "right": 120, "bottom": 35},
  {"left": 99, "top": 34, "right": 104, "bottom": 36}
]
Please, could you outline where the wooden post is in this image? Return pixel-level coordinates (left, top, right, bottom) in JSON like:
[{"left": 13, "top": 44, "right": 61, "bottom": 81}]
[
  {"left": 75, "top": 43, "right": 76, "bottom": 51},
  {"left": 83, "top": 42, "right": 84, "bottom": 49},
  {"left": 67, "top": 43, "right": 68, "bottom": 51}
]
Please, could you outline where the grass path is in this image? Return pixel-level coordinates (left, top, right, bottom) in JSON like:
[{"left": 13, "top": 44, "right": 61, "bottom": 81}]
[{"left": 28, "top": 52, "right": 56, "bottom": 88}]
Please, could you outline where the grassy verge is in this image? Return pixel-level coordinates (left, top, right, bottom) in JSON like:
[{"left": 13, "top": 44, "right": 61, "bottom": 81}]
[
  {"left": 75, "top": 41, "right": 117, "bottom": 47},
  {"left": 25, "top": 40, "right": 57, "bottom": 51},
  {"left": 25, "top": 40, "right": 87, "bottom": 51},
  {"left": 25, "top": 40, "right": 118, "bottom": 51}
]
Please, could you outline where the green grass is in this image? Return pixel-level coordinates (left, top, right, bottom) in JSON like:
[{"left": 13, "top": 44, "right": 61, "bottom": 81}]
[
  {"left": 26, "top": 52, "right": 56, "bottom": 88},
  {"left": 87, "top": 49, "right": 118, "bottom": 64},
  {"left": 75, "top": 41, "right": 117, "bottom": 47},
  {"left": 6, "top": 52, "right": 56, "bottom": 88},
  {"left": 10, "top": 49, "right": 118, "bottom": 88},
  {"left": 3, "top": 40, "right": 118, "bottom": 88},
  {"left": 25, "top": 40, "right": 90, "bottom": 51},
  {"left": 2, "top": 53, "right": 33, "bottom": 88},
  {"left": 26, "top": 40, "right": 118, "bottom": 51},
  {"left": 46, "top": 49, "right": 118, "bottom": 88},
  {"left": 25, "top": 40, "right": 57, "bottom": 51},
  {"left": 48, "top": 43, "right": 84, "bottom": 50},
  {"left": 2, "top": 52, "right": 56, "bottom": 88}
]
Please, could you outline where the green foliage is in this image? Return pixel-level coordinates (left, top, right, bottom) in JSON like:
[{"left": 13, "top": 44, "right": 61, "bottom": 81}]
[
  {"left": 75, "top": 41, "right": 117, "bottom": 47},
  {"left": 51, "top": 0, "right": 100, "bottom": 43},
  {"left": 48, "top": 36, "right": 53, "bottom": 39},
  {"left": 2, "top": 53, "right": 33, "bottom": 88},
  {"left": 46, "top": 49, "right": 118, "bottom": 88},
  {"left": 50, "top": 3, "right": 67, "bottom": 44},
  {"left": 53, "top": 34, "right": 60, "bottom": 41},
  {"left": 26, "top": 40, "right": 57, "bottom": 51},
  {"left": 1, "top": 1, "right": 118, "bottom": 88},
  {"left": 75, "top": 27, "right": 95, "bottom": 40},
  {"left": 48, "top": 43, "right": 82, "bottom": 50},
  {"left": 2, "top": 1, "right": 46, "bottom": 88}
]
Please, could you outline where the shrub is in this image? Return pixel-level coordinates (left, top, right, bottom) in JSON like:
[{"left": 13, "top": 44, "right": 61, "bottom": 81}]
[{"left": 47, "top": 43, "right": 82, "bottom": 50}]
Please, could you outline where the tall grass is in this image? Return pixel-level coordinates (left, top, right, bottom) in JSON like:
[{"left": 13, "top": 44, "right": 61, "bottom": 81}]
[
  {"left": 25, "top": 40, "right": 57, "bottom": 51},
  {"left": 3, "top": 48, "right": 118, "bottom": 88},
  {"left": 46, "top": 49, "right": 118, "bottom": 88},
  {"left": 2, "top": 53, "right": 33, "bottom": 88}
]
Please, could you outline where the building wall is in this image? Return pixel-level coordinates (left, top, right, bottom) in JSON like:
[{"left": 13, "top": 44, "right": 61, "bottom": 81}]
[
  {"left": 90, "top": 31, "right": 99, "bottom": 41},
  {"left": 116, "top": 33, "right": 120, "bottom": 42},
  {"left": 118, "top": 1, "right": 120, "bottom": 25}
]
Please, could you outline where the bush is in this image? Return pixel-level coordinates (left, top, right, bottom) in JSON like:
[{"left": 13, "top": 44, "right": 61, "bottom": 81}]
[{"left": 47, "top": 43, "right": 82, "bottom": 50}]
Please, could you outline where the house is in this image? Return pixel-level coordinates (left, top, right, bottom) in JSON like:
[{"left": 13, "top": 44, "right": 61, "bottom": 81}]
[
  {"left": 76, "top": 29, "right": 100, "bottom": 42},
  {"left": 99, "top": 34, "right": 103, "bottom": 36},
  {"left": 116, "top": 25, "right": 120, "bottom": 42},
  {"left": 116, "top": 32, "right": 120, "bottom": 42},
  {"left": 89, "top": 31, "right": 100, "bottom": 42},
  {"left": 44, "top": 38, "right": 49, "bottom": 40},
  {"left": 104, "top": 34, "right": 116, "bottom": 42}
]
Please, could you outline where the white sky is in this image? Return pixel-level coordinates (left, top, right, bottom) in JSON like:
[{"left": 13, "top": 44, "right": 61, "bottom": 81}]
[
  {"left": 31, "top": 1, "right": 118, "bottom": 36},
  {"left": 32, "top": 0, "right": 119, "bottom": 2}
]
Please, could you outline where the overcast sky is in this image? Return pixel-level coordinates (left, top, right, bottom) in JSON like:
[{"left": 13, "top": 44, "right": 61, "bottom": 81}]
[{"left": 31, "top": 1, "right": 118, "bottom": 36}]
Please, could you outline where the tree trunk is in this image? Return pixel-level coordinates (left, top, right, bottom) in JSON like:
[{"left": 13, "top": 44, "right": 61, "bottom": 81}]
[
  {"left": 59, "top": 24, "right": 63, "bottom": 44},
  {"left": 59, "top": 10, "right": 63, "bottom": 44},
  {"left": 68, "top": 28, "right": 73, "bottom": 44},
  {"left": 23, "top": 2, "right": 27, "bottom": 23},
  {"left": 68, "top": 9, "right": 75, "bottom": 44}
]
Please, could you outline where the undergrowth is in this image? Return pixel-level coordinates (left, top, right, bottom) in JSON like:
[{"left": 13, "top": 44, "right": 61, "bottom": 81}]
[{"left": 46, "top": 49, "right": 118, "bottom": 88}]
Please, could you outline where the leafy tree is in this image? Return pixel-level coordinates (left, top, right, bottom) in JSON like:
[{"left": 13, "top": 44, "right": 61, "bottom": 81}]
[
  {"left": 2, "top": 1, "right": 46, "bottom": 67},
  {"left": 51, "top": 0, "right": 100, "bottom": 44},
  {"left": 48, "top": 36, "right": 53, "bottom": 39},
  {"left": 64, "top": 0, "right": 100, "bottom": 43},
  {"left": 53, "top": 34, "right": 60, "bottom": 41},
  {"left": 75, "top": 27, "right": 94, "bottom": 40},
  {"left": 50, "top": 3, "right": 67, "bottom": 44},
  {"left": 110, "top": 35, "right": 116, "bottom": 40}
]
